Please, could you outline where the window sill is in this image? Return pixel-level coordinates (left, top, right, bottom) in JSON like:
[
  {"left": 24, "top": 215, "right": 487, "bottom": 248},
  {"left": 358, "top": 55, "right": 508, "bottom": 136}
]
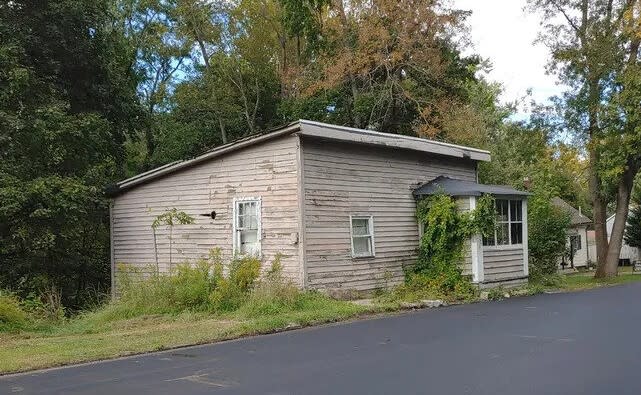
[
  {"left": 351, "top": 254, "right": 375, "bottom": 259},
  {"left": 482, "top": 244, "right": 524, "bottom": 251}
]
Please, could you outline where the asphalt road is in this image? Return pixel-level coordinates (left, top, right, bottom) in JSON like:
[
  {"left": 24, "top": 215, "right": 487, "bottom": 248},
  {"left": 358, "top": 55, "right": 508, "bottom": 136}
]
[{"left": 3, "top": 283, "right": 641, "bottom": 395}]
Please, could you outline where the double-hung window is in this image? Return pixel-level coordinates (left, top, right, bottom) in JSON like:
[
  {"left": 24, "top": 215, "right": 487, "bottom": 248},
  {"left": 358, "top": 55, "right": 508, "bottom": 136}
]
[
  {"left": 233, "top": 197, "right": 261, "bottom": 256},
  {"left": 350, "top": 215, "right": 375, "bottom": 257},
  {"left": 483, "top": 199, "right": 523, "bottom": 246}
]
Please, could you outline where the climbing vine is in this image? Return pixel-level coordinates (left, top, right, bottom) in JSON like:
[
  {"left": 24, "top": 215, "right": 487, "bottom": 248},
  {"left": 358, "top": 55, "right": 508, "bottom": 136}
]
[{"left": 413, "top": 193, "right": 495, "bottom": 290}]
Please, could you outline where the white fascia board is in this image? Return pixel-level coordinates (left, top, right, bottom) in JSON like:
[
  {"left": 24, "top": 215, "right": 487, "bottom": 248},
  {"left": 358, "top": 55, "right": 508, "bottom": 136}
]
[{"left": 299, "top": 120, "right": 491, "bottom": 162}]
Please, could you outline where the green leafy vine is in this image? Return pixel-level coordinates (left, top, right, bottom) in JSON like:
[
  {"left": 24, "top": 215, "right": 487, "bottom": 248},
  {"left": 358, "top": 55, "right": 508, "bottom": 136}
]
[{"left": 413, "top": 193, "right": 495, "bottom": 290}]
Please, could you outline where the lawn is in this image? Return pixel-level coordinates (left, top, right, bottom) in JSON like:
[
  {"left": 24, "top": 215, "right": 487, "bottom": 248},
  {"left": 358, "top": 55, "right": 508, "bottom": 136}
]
[
  {"left": 0, "top": 297, "right": 383, "bottom": 374},
  {"left": 561, "top": 267, "right": 641, "bottom": 291},
  {"left": 2, "top": 267, "right": 641, "bottom": 375}
]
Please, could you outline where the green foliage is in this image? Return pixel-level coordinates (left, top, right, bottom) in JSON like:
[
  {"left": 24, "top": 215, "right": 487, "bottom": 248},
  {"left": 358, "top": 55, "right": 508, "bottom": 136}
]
[
  {"left": 528, "top": 193, "right": 571, "bottom": 281},
  {"left": 530, "top": 273, "right": 566, "bottom": 288},
  {"left": 479, "top": 122, "right": 589, "bottom": 217},
  {"left": 0, "top": 291, "right": 28, "bottom": 332},
  {"left": 209, "top": 255, "right": 262, "bottom": 312},
  {"left": 414, "top": 193, "right": 495, "bottom": 282},
  {"left": 486, "top": 287, "right": 506, "bottom": 301},
  {"left": 112, "top": 250, "right": 262, "bottom": 317},
  {"left": 384, "top": 273, "right": 477, "bottom": 303},
  {"left": 151, "top": 208, "right": 195, "bottom": 229},
  {"left": 0, "top": 0, "right": 141, "bottom": 309},
  {"left": 399, "top": 192, "right": 494, "bottom": 302}
]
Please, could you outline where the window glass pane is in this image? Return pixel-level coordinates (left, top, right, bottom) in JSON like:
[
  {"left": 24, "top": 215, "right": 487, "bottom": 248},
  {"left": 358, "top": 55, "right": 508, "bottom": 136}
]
[
  {"left": 237, "top": 214, "right": 245, "bottom": 228},
  {"left": 496, "top": 200, "right": 509, "bottom": 221},
  {"left": 248, "top": 215, "right": 258, "bottom": 230},
  {"left": 510, "top": 200, "right": 522, "bottom": 221},
  {"left": 352, "top": 218, "right": 370, "bottom": 236},
  {"left": 239, "top": 230, "right": 259, "bottom": 254},
  {"left": 497, "top": 222, "right": 509, "bottom": 245},
  {"left": 570, "top": 235, "right": 582, "bottom": 251},
  {"left": 353, "top": 236, "right": 372, "bottom": 255},
  {"left": 483, "top": 234, "right": 495, "bottom": 246},
  {"left": 511, "top": 223, "right": 523, "bottom": 244}
]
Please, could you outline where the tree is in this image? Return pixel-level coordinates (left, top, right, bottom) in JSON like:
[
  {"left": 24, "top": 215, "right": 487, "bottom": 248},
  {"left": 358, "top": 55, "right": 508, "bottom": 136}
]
[
  {"left": 528, "top": 0, "right": 641, "bottom": 277},
  {"left": 0, "top": 0, "right": 141, "bottom": 308},
  {"left": 280, "top": 0, "right": 483, "bottom": 137},
  {"left": 624, "top": 183, "right": 641, "bottom": 254},
  {"left": 118, "top": 0, "right": 192, "bottom": 164}
]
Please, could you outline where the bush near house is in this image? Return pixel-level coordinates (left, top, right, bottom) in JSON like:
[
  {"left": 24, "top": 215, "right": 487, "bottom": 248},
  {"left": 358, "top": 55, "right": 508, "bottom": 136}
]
[
  {"left": 401, "top": 192, "right": 495, "bottom": 301},
  {"left": 527, "top": 193, "right": 571, "bottom": 283}
]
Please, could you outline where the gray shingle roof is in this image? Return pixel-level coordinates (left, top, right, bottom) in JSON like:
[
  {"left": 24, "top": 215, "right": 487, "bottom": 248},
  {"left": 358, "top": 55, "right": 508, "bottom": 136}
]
[
  {"left": 413, "top": 176, "right": 530, "bottom": 198},
  {"left": 551, "top": 197, "right": 592, "bottom": 226}
]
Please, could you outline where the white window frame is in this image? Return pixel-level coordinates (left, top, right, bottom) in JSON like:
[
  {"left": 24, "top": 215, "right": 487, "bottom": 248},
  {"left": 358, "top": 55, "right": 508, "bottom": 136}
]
[
  {"left": 232, "top": 197, "right": 262, "bottom": 256},
  {"left": 483, "top": 199, "right": 524, "bottom": 248},
  {"left": 349, "top": 215, "right": 375, "bottom": 258}
]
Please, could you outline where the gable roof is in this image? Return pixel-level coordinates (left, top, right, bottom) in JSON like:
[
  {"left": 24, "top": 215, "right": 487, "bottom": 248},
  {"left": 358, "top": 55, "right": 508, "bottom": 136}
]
[
  {"left": 107, "top": 120, "right": 491, "bottom": 197},
  {"left": 551, "top": 197, "right": 592, "bottom": 226},
  {"left": 413, "top": 176, "right": 529, "bottom": 198}
]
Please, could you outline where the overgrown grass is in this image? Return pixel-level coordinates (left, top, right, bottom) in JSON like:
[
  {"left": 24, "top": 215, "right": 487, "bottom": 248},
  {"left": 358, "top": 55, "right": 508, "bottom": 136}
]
[
  {"left": 4, "top": 259, "right": 641, "bottom": 374},
  {"left": 0, "top": 254, "right": 377, "bottom": 373}
]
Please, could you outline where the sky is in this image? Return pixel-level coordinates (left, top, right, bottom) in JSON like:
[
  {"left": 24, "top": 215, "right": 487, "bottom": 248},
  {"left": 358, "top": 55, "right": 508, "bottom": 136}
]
[{"left": 453, "top": 0, "right": 564, "bottom": 117}]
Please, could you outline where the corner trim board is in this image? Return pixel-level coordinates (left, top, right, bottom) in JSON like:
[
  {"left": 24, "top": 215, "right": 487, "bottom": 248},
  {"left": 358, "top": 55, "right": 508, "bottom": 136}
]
[
  {"left": 296, "top": 135, "right": 308, "bottom": 288},
  {"left": 469, "top": 196, "right": 484, "bottom": 283},
  {"left": 522, "top": 199, "right": 529, "bottom": 276},
  {"left": 109, "top": 202, "right": 115, "bottom": 300}
]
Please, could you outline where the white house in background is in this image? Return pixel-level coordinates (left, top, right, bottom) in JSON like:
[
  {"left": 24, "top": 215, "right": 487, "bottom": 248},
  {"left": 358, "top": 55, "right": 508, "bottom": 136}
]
[
  {"left": 107, "top": 120, "right": 530, "bottom": 295},
  {"left": 606, "top": 211, "right": 640, "bottom": 265},
  {"left": 551, "top": 197, "right": 592, "bottom": 268}
]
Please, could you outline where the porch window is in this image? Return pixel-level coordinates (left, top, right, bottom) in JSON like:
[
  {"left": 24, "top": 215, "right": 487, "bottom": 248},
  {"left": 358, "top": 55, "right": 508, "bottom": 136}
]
[
  {"left": 350, "top": 215, "right": 375, "bottom": 257},
  {"left": 233, "top": 197, "right": 261, "bottom": 256},
  {"left": 483, "top": 199, "right": 523, "bottom": 246}
]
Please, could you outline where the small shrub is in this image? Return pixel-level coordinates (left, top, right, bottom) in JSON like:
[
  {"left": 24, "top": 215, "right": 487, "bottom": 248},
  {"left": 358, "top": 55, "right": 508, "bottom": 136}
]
[
  {"left": 487, "top": 287, "right": 506, "bottom": 301},
  {"left": 528, "top": 194, "right": 571, "bottom": 277},
  {"left": 0, "top": 291, "right": 28, "bottom": 332},
  {"left": 238, "top": 259, "right": 302, "bottom": 317},
  {"left": 529, "top": 272, "right": 566, "bottom": 288},
  {"left": 209, "top": 255, "right": 261, "bottom": 312}
]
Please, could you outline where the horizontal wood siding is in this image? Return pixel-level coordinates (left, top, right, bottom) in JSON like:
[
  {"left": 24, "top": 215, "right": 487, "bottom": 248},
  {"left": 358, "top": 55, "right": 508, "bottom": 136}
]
[
  {"left": 112, "top": 135, "right": 301, "bottom": 286},
  {"left": 302, "top": 138, "right": 477, "bottom": 291},
  {"left": 482, "top": 247, "right": 525, "bottom": 282}
]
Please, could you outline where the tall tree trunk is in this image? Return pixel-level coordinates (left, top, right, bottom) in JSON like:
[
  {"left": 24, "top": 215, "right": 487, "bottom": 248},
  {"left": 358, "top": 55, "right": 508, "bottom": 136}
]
[
  {"left": 603, "top": 162, "right": 640, "bottom": 274},
  {"left": 218, "top": 118, "right": 228, "bottom": 144},
  {"left": 591, "top": 147, "right": 609, "bottom": 275}
]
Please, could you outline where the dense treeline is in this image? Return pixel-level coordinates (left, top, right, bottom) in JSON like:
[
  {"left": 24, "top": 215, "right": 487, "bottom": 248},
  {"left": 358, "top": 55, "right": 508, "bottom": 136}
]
[{"left": 0, "top": 0, "right": 619, "bottom": 309}]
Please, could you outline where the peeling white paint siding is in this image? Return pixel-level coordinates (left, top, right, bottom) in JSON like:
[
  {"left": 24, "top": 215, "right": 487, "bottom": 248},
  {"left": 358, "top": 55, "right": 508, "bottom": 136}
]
[
  {"left": 301, "top": 138, "right": 477, "bottom": 291},
  {"left": 111, "top": 135, "right": 301, "bottom": 287}
]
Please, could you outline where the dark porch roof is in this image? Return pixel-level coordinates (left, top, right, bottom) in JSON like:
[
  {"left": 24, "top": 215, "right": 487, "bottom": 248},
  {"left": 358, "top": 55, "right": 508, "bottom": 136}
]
[{"left": 413, "top": 176, "right": 530, "bottom": 199}]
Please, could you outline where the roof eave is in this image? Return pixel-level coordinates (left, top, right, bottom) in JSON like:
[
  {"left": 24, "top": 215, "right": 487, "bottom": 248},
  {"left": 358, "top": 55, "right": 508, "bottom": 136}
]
[{"left": 298, "top": 120, "right": 491, "bottom": 162}]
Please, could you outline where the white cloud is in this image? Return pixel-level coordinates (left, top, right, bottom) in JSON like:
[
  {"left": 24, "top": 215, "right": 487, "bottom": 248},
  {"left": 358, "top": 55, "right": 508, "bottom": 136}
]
[{"left": 453, "top": 0, "right": 565, "bottom": 114}]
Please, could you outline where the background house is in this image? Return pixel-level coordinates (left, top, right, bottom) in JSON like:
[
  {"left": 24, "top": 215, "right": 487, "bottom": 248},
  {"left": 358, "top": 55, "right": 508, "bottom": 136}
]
[
  {"left": 551, "top": 197, "right": 592, "bottom": 268},
  {"left": 605, "top": 211, "right": 640, "bottom": 265},
  {"left": 108, "top": 120, "right": 530, "bottom": 293}
]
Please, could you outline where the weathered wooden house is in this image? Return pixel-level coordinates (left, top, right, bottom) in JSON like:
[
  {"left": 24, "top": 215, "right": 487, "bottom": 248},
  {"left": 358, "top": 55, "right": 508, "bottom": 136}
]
[
  {"left": 551, "top": 197, "right": 592, "bottom": 268},
  {"left": 108, "top": 120, "right": 530, "bottom": 293}
]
